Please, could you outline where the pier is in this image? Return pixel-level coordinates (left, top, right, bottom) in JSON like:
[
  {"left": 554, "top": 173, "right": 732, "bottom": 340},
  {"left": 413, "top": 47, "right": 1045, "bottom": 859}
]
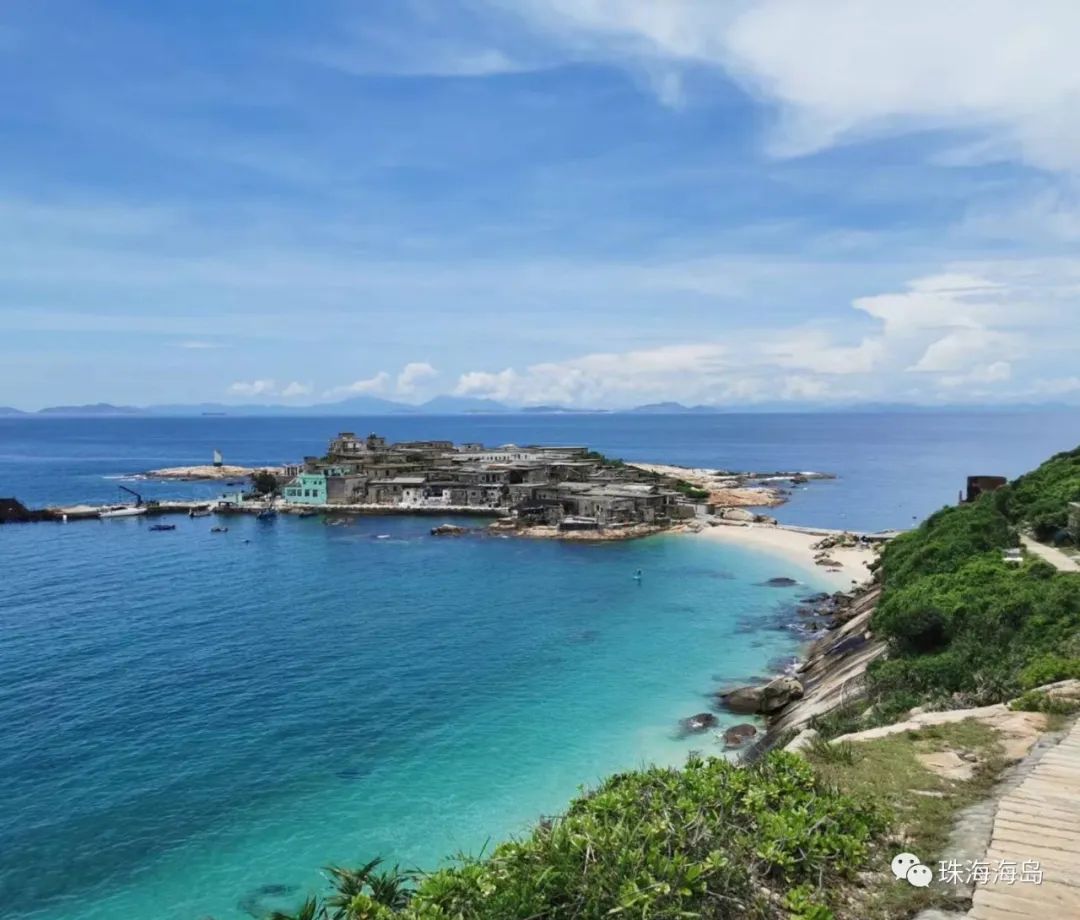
[{"left": 2, "top": 498, "right": 511, "bottom": 523}]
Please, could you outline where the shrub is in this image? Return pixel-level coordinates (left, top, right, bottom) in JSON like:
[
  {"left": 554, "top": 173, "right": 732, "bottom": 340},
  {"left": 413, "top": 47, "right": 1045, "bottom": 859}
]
[
  {"left": 1009, "top": 690, "right": 1080, "bottom": 716},
  {"left": 271, "top": 754, "right": 885, "bottom": 920},
  {"left": 868, "top": 445, "right": 1080, "bottom": 714},
  {"left": 1018, "top": 655, "right": 1080, "bottom": 690}
]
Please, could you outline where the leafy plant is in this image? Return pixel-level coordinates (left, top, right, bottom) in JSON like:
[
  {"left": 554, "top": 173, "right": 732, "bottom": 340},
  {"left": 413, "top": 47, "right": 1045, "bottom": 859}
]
[{"left": 258, "top": 754, "right": 885, "bottom": 919}]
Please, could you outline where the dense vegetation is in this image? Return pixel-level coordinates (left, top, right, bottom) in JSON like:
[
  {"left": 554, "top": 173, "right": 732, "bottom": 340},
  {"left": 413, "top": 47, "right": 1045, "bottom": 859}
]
[
  {"left": 867, "top": 445, "right": 1080, "bottom": 715},
  {"left": 271, "top": 754, "right": 884, "bottom": 919},
  {"left": 251, "top": 470, "right": 280, "bottom": 495}
]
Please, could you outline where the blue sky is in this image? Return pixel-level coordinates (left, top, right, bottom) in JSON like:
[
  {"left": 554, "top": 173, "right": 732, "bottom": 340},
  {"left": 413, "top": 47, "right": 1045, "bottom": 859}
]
[{"left": 3, "top": 0, "right": 1080, "bottom": 409}]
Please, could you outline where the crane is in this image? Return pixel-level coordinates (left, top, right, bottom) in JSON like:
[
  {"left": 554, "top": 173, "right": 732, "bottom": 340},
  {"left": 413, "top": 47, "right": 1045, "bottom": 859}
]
[{"left": 118, "top": 484, "right": 144, "bottom": 507}]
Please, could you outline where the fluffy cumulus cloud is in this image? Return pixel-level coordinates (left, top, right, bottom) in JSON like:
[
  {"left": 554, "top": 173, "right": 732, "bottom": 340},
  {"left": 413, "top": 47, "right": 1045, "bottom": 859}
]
[
  {"left": 280, "top": 381, "right": 313, "bottom": 398},
  {"left": 321, "top": 363, "right": 440, "bottom": 401},
  {"left": 452, "top": 259, "right": 1078, "bottom": 407},
  {"left": 504, "top": 0, "right": 1080, "bottom": 171},
  {"left": 227, "top": 379, "right": 312, "bottom": 399},
  {"left": 322, "top": 372, "right": 391, "bottom": 400},
  {"left": 227, "top": 379, "right": 277, "bottom": 397},
  {"left": 395, "top": 361, "right": 438, "bottom": 395}
]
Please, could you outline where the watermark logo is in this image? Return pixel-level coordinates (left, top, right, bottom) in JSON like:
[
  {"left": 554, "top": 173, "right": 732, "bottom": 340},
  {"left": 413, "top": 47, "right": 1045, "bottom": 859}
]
[
  {"left": 891, "top": 852, "right": 932, "bottom": 887},
  {"left": 892, "top": 852, "right": 1044, "bottom": 887}
]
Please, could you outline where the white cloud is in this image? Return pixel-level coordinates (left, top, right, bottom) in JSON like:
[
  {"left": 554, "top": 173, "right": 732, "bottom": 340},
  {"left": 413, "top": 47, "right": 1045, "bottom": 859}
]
[
  {"left": 909, "top": 329, "right": 1021, "bottom": 374},
  {"left": 1026, "top": 376, "right": 1080, "bottom": 397},
  {"left": 450, "top": 258, "right": 1078, "bottom": 407},
  {"left": 506, "top": 0, "right": 1080, "bottom": 172},
  {"left": 455, "top": 344, "right": 729, "bottom": 406},
  {"left": 322, "top": 372, "right": 390, "bottom": 400},
  {"left": 938, "top": 361, "right": 1013, "bottom": 388},
  {"left": 761, "top": 332, "right": 884, "bottom": 374},
  {"left": 281, "top": 381, "right": 313, "bottom": 398},
  {"left": 228, "top": 379, "right": 277, "bottom": 397},
  {"left": 175, "top": 339, "right": 225, "bottom": 350},
  {"left": 396, "top": 361, "right": 438, "bottom": 395}
]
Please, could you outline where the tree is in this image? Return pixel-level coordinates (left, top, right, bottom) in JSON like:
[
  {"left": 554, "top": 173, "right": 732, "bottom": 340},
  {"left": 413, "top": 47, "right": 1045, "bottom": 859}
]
[
  {"left": 252, "top": 470, "right": 280, "bottom": 496},
  {"left": 324, "top": 859, "right": 384, "bottom": 919}
]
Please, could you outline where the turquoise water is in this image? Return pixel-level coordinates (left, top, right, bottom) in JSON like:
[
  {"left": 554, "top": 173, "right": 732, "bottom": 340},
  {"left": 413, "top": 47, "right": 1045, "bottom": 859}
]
[
  {"left": 9, "top": 411, "right": 1077, "bottom": 919},
  {"left": 1, "top": 510, "right": 823, "bottom": 920}
]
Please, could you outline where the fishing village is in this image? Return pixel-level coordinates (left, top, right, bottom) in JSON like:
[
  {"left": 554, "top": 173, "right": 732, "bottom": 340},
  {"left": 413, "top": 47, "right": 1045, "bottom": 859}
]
[{"left": 0, "top": 430, "right": 843, "bottom": 541}]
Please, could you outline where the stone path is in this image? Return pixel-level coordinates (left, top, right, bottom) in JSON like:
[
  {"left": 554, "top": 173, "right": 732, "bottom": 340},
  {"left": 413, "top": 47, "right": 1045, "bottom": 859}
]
[
  {"left": 969, "top": 717, "right": 1080, "bottom": 918},
  {"left": 1019, "top": 535, "right": 1080, "bottom": 573}
]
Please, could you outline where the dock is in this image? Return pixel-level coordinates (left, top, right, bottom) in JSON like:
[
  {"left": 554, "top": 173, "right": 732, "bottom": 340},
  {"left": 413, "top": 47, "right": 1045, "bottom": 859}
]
[{"left": 4, "top": 499, "right": 511, "bottom": 523}]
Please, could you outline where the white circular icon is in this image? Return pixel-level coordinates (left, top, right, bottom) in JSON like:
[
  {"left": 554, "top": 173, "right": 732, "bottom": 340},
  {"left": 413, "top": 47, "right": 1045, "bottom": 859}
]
[
  {"left": 907, "top": 864, "right": 933, "bottom": 888},
  {"left": 891, "top": 852, "right": 921, "bottom": 880}
]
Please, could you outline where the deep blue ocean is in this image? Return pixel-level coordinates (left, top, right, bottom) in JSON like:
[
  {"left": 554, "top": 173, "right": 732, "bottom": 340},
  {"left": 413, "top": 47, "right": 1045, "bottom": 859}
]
[{"left": 2, "top": 412, "right": 1078, "bottom": 920}]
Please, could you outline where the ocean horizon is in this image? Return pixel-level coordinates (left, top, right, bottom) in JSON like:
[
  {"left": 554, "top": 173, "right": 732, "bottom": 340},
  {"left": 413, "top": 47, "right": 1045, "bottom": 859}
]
[{"left": 2, "top": 411, "right": 1079, "bottom": 919}]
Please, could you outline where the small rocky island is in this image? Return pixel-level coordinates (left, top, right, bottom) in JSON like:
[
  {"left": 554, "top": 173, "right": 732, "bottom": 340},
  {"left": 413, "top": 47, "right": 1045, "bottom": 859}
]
[
  {"left": 137, "top": 431, "right": 832, "bottom": 539},
  {"left": 7, "top": 431, "right": 836, "bottom": 532}
]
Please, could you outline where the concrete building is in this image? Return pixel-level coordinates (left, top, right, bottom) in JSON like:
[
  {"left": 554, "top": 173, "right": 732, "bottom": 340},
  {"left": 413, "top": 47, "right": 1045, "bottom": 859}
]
[
  {"left": 962, "top": 475, "right": 1008, "bottom": 503},
  {"left": 277, "top": 431, "right": 697, "bottom": 524},
  {"left": 282, "top": 472, "right": 327, "bottom": 505}
]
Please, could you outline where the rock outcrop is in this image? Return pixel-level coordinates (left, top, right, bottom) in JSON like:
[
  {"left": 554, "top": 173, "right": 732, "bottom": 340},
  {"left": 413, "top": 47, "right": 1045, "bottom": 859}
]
[
  {"left": 723, "top": 723, "right": 759, "bottom": 748},
  {"left": 760, "top": 675, "right": 804, "bottom": 713},
  {"left": 717, "top": 686, "right": 766, "bottom": 714},
  {"left": 431, "top": 524, "right": 468, "bottom": 536},
  {"left": 679, "top": 712, "right": 719, "bottom": 733},
  {"left": 717, "top": 676, "right": 804, "bottom": 716}
]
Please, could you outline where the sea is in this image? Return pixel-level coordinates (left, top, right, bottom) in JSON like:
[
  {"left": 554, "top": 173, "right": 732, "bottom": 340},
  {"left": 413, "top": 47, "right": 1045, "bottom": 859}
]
[{"left": 1, "top": 411, "right": 1078, "bottom": 920}]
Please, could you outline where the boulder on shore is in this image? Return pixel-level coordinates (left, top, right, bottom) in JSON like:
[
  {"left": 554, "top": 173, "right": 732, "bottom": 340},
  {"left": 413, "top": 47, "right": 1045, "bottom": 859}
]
[
  {"left": 760, "top": 675, "right": 804, "bottom": 713},
  {"left": 679, "top": 712, "right": 719, "bottom": 734},
  {"left": 723, "top": 723, "right": 758, "bottom": 748},
  {"left": 717, "top": 686, "right": 765, "bottom": 714},
  {"left": 431, "top": 524, "right": 467, "bottom": 536}
]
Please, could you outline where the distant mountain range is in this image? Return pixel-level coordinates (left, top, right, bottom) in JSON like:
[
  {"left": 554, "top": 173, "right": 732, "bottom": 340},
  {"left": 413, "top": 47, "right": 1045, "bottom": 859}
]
[
  {"left": 2, "top": 398, "right": 1078, "bottom": 418},
  {"left": 0, "top": 395, "right": 595, "bottom": 417}
]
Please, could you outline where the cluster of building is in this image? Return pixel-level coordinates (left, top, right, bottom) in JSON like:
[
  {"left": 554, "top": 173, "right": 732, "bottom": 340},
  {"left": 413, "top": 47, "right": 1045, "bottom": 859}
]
[{"left": 274, "top": 432, "right": 694, "bottom": 529}]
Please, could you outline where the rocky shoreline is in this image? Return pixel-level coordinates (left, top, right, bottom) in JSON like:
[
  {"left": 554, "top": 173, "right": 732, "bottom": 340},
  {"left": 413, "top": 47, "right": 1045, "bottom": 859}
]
[
  {"left": 688, "top": 582, "right": 883, "bottom": 756},
  {"left": 627, "top": 462, "right": 834, "bottom": 508},
  {"left": 141, "top": 464, "right": 281, "bottom": 481}
]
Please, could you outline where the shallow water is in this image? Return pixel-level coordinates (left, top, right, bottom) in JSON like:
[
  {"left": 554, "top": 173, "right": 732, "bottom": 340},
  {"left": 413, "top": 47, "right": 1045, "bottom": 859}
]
[
  {"left": 3, "top": 410, "right": 1078, "bottom": 919},
  {"left": 1, "top": 512, "right": 821, "bottom": 920}
]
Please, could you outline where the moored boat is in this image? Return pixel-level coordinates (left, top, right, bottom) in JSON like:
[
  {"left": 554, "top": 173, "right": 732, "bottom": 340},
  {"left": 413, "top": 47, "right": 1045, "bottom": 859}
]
[{"left": 99, "top": 506, "right": 147, "bottom": 519}]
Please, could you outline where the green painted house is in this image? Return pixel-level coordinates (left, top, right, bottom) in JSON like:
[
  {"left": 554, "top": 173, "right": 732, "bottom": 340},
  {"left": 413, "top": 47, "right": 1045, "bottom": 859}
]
[{"left": 283, "top": 472, "right": 327, "bottom": 505}]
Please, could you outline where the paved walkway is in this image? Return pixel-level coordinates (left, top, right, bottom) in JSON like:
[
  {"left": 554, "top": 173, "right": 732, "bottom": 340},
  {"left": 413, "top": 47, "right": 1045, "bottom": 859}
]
[
  {"left": 969, "top": 718, "right": 1080, "bottom": 917},
  {"left": 1019, "top": 536, "right": 1080, "bottom": 572}
]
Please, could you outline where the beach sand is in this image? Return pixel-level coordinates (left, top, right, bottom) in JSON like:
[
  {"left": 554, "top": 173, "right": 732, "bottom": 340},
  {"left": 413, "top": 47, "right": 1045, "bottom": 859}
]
[{"left": 690, "top": 523, "right": 877, "bottom": 590}]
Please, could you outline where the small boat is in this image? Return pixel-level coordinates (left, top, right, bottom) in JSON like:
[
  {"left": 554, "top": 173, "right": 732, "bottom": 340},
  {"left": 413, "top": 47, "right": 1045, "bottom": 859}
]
[
  {"left": 296, "top": 510, "right": 319, "bottom": 518},
  {"left": 256, "top": 508, "right": 277, "bottom": 520},
  {"left": 211, "top": 526, "right": 228, "bottom": 533},
  {"left": 149, "top": 523, "right": 176, "bottom": 532},
  {"left": 99, "top": 506, "right": 147, "bottom": 519},
  {"left": 189, "top": 508, "right": 212, "bottom": 518}
]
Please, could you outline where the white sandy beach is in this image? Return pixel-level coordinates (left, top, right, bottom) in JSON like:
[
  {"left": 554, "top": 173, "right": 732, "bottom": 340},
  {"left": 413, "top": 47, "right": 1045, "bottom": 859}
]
[{"left": 690, "top": 522, "right": 877, "bottom": 590}]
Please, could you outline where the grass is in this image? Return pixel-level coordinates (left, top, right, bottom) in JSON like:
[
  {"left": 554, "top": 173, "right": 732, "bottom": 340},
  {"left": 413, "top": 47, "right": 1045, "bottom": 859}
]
[
  {"left": 802, "top": 719, "right": 1008, "bottom": 919},
  {"left": 805, "top": 735, "right": 863, "bottom": 765}
]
